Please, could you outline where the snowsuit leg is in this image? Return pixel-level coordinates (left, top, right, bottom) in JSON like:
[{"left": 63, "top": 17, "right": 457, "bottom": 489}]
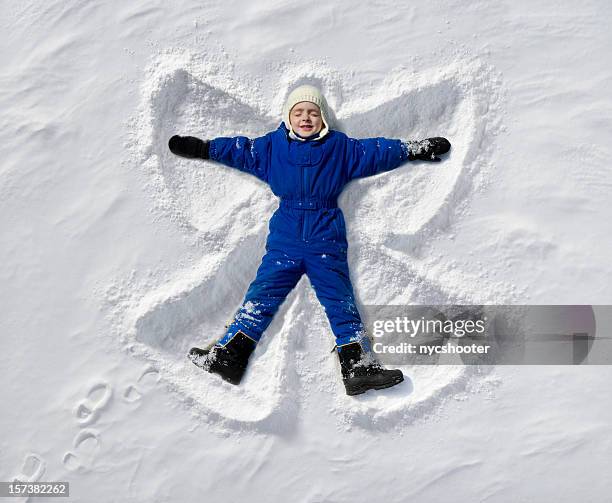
[
  {"left": 218, "top": 246, "right": 304, "bottom": 345},
  {"left": 304, "top": 246, "right": 370, "bottom": 348}
]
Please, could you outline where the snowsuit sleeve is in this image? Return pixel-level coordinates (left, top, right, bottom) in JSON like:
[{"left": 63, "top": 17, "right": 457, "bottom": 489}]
[
  {"left": 344, "top": 136, "right": 410, "bottom": 181},
  {"left": 208, "top": 134, "right": 271, "bottom": 184}
]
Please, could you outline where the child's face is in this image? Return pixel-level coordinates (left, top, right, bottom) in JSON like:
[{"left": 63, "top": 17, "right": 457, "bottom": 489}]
[{"left": 289, "top": 101, "right": 323, "bottom": 138}]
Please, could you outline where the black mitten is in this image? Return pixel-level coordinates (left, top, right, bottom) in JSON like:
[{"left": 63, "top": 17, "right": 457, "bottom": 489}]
[
  {"left": 168, "top": 135, "right": 210, "bottom": 159},
  {"left": 405, "top": 137, "right": 451, "bottom": 162}
]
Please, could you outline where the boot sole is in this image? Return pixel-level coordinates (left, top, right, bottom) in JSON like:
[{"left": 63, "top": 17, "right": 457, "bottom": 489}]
[{"left": 344, "top": 373, "right": 404, "bottom": 396}]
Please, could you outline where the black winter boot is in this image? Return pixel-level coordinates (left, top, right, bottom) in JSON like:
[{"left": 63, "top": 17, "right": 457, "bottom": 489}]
[
  {"left": 188, "top": 331, "right": 256, "bottom": 385},
  {"left": 337, "top": 342, "right": 404, "bottom": 396}
]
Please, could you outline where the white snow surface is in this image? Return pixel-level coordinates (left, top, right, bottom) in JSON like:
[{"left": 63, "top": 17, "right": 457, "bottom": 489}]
[{"left": 1, "top": 1, "right": 612, "bottom": 501}]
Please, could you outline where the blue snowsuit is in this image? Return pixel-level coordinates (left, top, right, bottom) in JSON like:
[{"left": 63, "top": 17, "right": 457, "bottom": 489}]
[{"left": 212, "top": 123, "right": 410, "bottom": 349}]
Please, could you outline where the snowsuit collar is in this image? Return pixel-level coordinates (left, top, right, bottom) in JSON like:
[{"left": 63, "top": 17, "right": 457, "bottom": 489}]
[{"left": 280, "top": 122, "right": 327, "bottom": 143}]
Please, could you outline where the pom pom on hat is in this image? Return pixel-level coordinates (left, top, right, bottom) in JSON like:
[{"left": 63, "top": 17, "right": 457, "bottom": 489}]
[{"left": 283, "top": 84, "right": 330, "bottom": 140}]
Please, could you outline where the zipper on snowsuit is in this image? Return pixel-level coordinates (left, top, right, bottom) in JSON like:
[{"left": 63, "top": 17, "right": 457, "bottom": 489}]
[{"left": 301, "top": 164, "right": 307, "bottom": 241}]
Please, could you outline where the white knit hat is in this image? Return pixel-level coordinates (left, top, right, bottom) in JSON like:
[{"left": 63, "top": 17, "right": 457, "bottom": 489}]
[{"left": 283, "top": 84, "right": 330, "bottom": 140}]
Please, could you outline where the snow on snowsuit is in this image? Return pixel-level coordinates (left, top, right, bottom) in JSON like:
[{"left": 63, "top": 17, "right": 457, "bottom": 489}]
[{"left": 213, "top": 122, "right": 410, "bottom": 348}]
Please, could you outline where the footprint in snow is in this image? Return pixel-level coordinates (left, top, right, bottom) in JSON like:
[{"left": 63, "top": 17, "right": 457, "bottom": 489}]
[
  {"left": 73, "top": 381, "right": 113, "bottom": 426},
  {"left": 62, "top": 429, "right": 101, "bottom": 472}
]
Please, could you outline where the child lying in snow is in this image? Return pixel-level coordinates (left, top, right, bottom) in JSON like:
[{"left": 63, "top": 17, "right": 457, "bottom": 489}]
[{"left": 168, "top": 84, "right": 450, "bottom": 395}]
